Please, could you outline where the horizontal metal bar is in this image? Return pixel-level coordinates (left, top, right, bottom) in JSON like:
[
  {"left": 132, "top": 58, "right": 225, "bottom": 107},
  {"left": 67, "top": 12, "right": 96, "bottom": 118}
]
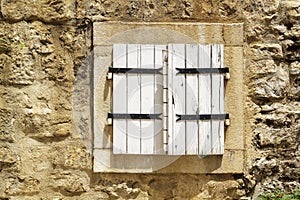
[
  {"left": 109, "top": 67, "right": 162, "bottom": 74},
  {"left": 176, "top": 68, "right": 229, "bottom": 74},
  {"left": 108, "top": 113, "right": 162, "bottom": 120},
  {"left": 176, "top": 113, "right": 229, "bottom": 121}
]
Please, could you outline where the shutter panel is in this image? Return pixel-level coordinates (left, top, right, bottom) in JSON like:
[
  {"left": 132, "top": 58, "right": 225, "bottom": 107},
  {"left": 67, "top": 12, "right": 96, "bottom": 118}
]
[
  {"left": 113, "top": 44, "right": 127, "bottom": 154},
  {"left": 169, "top": 44, "right": 225, "bottom": 155}
]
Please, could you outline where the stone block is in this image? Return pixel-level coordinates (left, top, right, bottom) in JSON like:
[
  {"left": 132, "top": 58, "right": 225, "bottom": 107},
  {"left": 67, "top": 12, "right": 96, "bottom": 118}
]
[
  {"left": 0, "top": 53, "right": 35, "bottom": 86},
  {"left": 41, "top": 53, "right": 74, "bottom": 83},
  {"left": 248, "top": 59, "right": 278, "bottom": 75},
  {"left": 249, "top": 43, "right": 283, "bottom": 60},
  {"left": 27, "top": 145, "right": 52, "bottom": 173},
  {"left": 289, "top": 61, "right": 300, "bottom": 75},
  {"left": 5, "top": 176, "right": 40, "bottom": 196},
  {"left": 224, "top": 46, "right": 244, "bottom": 150},
  {"left": 1, "top": 0, "right": 75, "bottom": 22},
  {"left": 50, "top": 171, "right": 90, "bottom": 195},
  {"left": 52, "top": 142, "right": 92, "bottom": 170},
  {"left": 224, "top": 23, "right": 244, "bottom": 46},
  {"left": 250, "top": 66, "right": 289, "bottom": 100},
  {"left": 0, "top": 108, "right": 15, "bottom": 142},
  {"left": 93, "top": 22, "right": 226, "bottom": 46},
  {"left": 0, "top": 146, "right": 18, "bottom": 165}
]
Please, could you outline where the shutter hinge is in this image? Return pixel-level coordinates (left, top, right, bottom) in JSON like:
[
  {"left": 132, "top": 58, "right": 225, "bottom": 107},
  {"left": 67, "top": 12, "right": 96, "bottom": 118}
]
[
  {"left": 108, "top": 67, "right": 162, "bottom": 74},
  {"left": 107, "top": 113, "right": 162, "bottom": 120},
  {"left": 175, "top": 67, "right": 229, "bottom": 74},
  {"left": 176, "top": 113, "right": 229, "bottom": 121}
]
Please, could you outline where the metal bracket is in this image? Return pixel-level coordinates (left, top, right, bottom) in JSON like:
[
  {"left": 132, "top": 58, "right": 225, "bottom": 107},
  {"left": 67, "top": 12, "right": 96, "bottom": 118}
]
[
  {"left": 108, "top": 67, "right": 162, "bottom": 74},
  {"left": 176, "top": 67, "right": 229, "bottom": 74},
  {"left": 176, "top": 113, "right": 229, "bottom": 121},
  {"left": 108, "top": 113, "right": 162, "bottom": 120}
]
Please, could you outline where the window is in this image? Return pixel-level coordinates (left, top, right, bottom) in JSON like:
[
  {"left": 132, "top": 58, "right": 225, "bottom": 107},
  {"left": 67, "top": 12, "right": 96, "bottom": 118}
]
[
  {"left": 92, "top": 22, "right": 244, "bottom": 173},
  {"left": 109, "top": 44, "right": 229, "bottom": 156}
]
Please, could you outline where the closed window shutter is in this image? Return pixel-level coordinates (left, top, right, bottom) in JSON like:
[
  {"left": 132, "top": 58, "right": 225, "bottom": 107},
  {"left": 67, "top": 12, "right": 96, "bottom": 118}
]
[
  {"left": 112, "top": 44, "right": 165, "bottom": 155},
  {"left": 168, "top": 44, "right": 225, "bottom": 155},
  {"left": 111, "top": 44, "right": 225, "bottom": 155}
]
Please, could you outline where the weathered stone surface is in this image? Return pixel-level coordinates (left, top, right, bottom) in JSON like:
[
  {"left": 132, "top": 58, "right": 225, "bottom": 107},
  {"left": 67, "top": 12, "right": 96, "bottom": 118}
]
[
  {"left": 1, "top": 0, "right": 75, "bottom": 22},
  {"left": 52, "top": 142, "right": 92, "bottom": 170},
  {"left": 249, "top": 65, "right": 289, "bottom": 100},
  {"left": 97, "top": 183, "right": 141, "bottom": 199},
  {"left": 0, "top": 0, "right": 299, "bottom": 199},
  {"left": 194, "top": 180, "right": 245, "bottom": 200},
  {"left": 250, "top": 43, "right": 283, "bottom": 60},
  {"left": 78, "top": 190, "right": 110, "bottom": 199},
  {"left": 50, "top": 171, "right": 90, "bottom": 195},
  {"left": 41, "top": 52, "right": 75, "bottom": 83},
  {"left": 27, "top": 145, "right": 52, "bottom": 173},
  {"left": 0, "top": 146, "right": 18, "bottom": 165},
  {"left": 21, "top": 112, "right": 72, "bottom": 140},
  {"left": 0, "top": 52, "right": 35, "bottom": 85},
  {"left": 0, "top": 108, "right": 15, "bottom": 142},
  {"left": 5, "top": 176, "right": 40, "bottom": 196}
]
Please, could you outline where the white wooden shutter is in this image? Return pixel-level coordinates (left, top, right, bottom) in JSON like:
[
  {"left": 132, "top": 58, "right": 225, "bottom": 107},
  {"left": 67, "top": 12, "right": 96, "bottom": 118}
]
[
  {"left": 112, "top": 44, "right": 165, "bottom": 155},
  {"left": 168, "top": 44, "right": 225, "bottom": 155},
  {"left": 112, "top": 44, "right": 225, "bottom": 156}
]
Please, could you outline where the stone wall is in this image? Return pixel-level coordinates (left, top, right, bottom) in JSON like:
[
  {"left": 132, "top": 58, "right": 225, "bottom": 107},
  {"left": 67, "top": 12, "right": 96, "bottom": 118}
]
[{"left": 0, "top": 0, "right": 299, "bottom": 199}]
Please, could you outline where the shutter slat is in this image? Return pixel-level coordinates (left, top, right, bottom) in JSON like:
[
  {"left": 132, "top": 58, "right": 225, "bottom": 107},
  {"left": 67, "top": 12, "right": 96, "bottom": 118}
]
[
  {"left": 141, "top": 45, "right": 155, "bottom": 154},
  {"left": 154, "top": 45, "right": 165, "bottom": 154},
  {"left": 185, "top": 44, "right": 199, "bottom": 154},
  {"left": 113, "top": 44, "right": 127, "bottom": 154},
  {"left": 172, "top": 44, "right": 186, "bottom": 155},
  {"left": 211, "top": 44, "right": 224, "bottom": 154},
  {"left": 198, "top": 45, "right": 212, "bottom": 155},
  {"left": 127, "top": 44, "right": 141, "bottom": 154}
]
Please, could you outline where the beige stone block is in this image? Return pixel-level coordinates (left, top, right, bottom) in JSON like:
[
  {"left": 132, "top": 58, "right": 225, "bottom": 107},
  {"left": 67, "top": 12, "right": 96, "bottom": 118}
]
[
  {"left": 94, "top": 149, "right": 244, "bottom": 173},
  {"left": 93, "top": 46, "right": 112, "bottom": 149},
  {"left": 93, "top": 22, "right": 226, "bottom": 46},
  {"left": 94, "top": 149, "right": 111, "bottom": 172},
  {"left": 201, "top": 24, "right": 224, "bottom": 44},
  {"left": 224, "top": 46, "right": 244, "bottom": 150},
  {"left": 157, "top": 149, "right": 244, "bottom": 174},
  {"left": 224, "top": 23, "right": 244, "bottom": 46}
]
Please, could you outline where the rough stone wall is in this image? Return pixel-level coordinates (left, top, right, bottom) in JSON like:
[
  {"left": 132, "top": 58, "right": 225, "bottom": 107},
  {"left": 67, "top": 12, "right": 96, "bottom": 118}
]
[{"left": 0, "top": 0, "right": 299, "bottom": 199}]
